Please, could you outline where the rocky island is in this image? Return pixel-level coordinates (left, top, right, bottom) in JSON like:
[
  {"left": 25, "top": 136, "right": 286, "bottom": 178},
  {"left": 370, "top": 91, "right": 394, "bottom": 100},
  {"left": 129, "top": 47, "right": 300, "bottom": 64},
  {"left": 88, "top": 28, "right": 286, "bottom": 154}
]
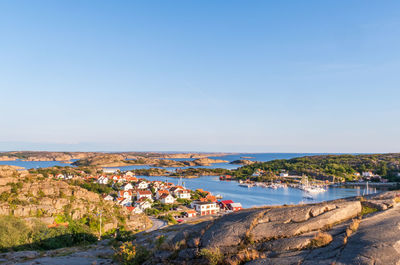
[
  {"left": 72, "top": 153, "right": 228, "bottom": 168},
  {"left": 230, "top": 159, "right": 257, "bottom": 165}
]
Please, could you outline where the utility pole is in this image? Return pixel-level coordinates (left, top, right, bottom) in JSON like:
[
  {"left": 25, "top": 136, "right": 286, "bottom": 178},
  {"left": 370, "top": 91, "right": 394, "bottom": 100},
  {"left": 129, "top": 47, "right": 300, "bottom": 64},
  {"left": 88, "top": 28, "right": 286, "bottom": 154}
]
[{"left": 97, "top": 211, "right": 103, "bottom": 240}]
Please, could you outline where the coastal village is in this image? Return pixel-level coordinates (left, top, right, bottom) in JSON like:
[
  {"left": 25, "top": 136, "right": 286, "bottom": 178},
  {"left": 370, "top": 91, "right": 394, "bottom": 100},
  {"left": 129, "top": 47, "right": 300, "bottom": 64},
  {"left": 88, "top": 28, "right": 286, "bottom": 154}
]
[
  {"left": 44, "top": 166, "right": 394, "bottom": 225},
  {"left": 49, "top": 170, "right": 243, "bottom": 224}
]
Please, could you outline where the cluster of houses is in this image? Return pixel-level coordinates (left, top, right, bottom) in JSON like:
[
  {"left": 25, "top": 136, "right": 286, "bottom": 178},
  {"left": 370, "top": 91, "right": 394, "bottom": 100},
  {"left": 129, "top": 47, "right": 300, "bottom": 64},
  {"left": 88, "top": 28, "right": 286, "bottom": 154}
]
[
  {"left": 50, "top": 171, "right": 243, "bottom": 218},
  {"left": 356, "top": 171, "right": 389, "bottom": 183}
]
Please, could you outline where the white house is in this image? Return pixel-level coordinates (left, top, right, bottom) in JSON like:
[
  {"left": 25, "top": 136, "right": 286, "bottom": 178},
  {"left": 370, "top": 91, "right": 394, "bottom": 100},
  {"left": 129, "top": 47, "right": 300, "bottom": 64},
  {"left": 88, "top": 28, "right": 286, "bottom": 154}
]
[
  {"left": 119, "top": 190, "right": 133, "bottom": 200},
  {"left": 362, "top": 171, "right": 374, "bottom": 178},
  {"left": 160, "top": 194, "right": 175, "bottom": 204},
  {"left": 176, "top": 190, "right": 191, "bottom": 199},
  {"left": 127, "top": 206, "right": 143, "bottom": 214},
  {"left": 56, "top": 174, "right": 66, "bottom": 179},
  {"left": 191, "top": 201, "right": 219, "bottom": 216},
  {"left": 137, "top": 181, "right": 149, "bottom": 189},
  {"left": 185, "top": 210, "right": 197, "bottom": 218},
  {"left": 122, "top": 183, "right": 134, "bottom": 191},
  {"left": 124, "top": 171, "right": 134, "bottom": 177},
  {"left": 118, "top": 197, "right": 132, "bottom": 207},
  {"left": 156, "top": 190, "right": 170, "bottom": 200},
  {"left": 97, "top": 176, "right": 109, "bottom": 184},
  {"left": 137, "top": 190, "right": 152, "bottom": 200},
  {"left": 279, "top": 172, "right": 289, "bottom": 177},
  {"left": 169, "top": 186, "right": 184, "bottom": 196},
  {"left": 135, "top": 199, "right": 152, "bottom": 210},
  {"left": 103, "top": 168, "right": 119, "bottom": 174}
]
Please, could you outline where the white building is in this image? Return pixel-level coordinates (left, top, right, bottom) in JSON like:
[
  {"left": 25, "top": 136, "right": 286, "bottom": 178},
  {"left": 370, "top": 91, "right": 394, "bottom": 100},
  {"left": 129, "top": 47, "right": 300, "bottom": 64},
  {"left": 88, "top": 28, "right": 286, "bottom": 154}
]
[
  {"left": 156, "top": 190, "right": 170, "bottom": 200},
  {"left": 118, "top": 198, "right": 132, "bottom": 207},
  {"left": 97, "top": 176, "right": 109, "bottom": 184},
  {"left": 191, "top": 201, "right": 219, "bottom": 216},
  {"left": 279, "top": 172, "right": 289, "bottom": 177},
  {"left": 362, "top": 171, "right": 374, "bottom": 178},
  {"left": 124, "top": 171, "right": 134, "bottom": 177},
  {"left": 119, "top": 190, "right": 133, "bottom": 200},
  {"left": 135, "top": 199, "right": 152, "bottom": 211},
  {"left": 160, "top": 194, "right": 175, "bottom": 204},
  {"left": 103, "top": 168, "right": 119, "bottom": 174},
  {"left": 127, "top": 206, "right": 143, "bottom": 214},
  {"left": 137, "top": 190, "right": 152, "bottom": 200},
  {"left": 176, "top": 190, "right": 191, "bottom": 199},
  {"left": 122, "top": 183, "right": 134, "bottom": 191},
  {"left": 137, "top": 181, "right": 149, "bottom": 189}
]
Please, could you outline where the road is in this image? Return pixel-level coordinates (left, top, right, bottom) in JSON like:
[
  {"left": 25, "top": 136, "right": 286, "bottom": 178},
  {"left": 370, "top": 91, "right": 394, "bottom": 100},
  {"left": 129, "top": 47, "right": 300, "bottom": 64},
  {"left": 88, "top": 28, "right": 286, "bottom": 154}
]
[{"left": 145, "top": 217, "right": 168, "bottom": 232}]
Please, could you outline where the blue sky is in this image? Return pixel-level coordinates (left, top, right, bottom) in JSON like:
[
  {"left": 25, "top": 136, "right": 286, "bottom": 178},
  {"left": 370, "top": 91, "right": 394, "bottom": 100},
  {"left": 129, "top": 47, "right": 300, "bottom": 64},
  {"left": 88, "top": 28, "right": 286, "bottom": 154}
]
[{"left": 1, "top": 1, "right": 399, "bottom": 152}]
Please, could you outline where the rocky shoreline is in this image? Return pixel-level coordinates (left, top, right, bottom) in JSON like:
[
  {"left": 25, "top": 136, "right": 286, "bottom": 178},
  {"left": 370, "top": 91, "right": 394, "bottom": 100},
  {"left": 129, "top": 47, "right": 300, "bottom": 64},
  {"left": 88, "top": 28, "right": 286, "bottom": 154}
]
[{"left": 1, "top": 190, "right": 400, "bottom": 264}]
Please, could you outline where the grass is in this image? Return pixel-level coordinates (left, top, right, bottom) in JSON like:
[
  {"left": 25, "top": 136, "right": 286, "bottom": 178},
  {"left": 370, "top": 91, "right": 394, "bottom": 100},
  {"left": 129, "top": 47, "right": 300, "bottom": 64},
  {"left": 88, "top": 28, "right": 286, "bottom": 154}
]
[{"left": 360, "top": 205, "right": 378, "bottom": 216}]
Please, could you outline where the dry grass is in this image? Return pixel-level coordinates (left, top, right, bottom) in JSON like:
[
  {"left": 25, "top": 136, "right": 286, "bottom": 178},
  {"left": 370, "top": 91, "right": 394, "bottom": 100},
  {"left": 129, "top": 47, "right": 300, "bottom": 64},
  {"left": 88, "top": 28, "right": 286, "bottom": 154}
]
[
  {"left": 346, "top": 218, "right": 361, "bottom": 237},
  {"left": 349, "top": 219, "right": 361, "bottom": 232},
  {"left": 308, "top": 232, "right": 333, "bottom": 249}
]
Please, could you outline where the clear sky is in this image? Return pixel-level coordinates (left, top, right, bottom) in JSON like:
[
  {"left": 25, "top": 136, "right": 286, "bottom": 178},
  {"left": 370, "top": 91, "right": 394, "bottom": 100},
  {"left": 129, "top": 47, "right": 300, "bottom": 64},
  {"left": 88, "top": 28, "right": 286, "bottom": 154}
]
[{"left": 1, "top": 1, "right": 399, "bottom": 153}]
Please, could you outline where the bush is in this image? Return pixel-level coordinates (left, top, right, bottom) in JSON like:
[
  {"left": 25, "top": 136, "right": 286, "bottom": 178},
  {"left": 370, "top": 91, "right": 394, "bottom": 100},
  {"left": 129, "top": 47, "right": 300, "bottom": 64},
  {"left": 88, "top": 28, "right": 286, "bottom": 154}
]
[
  {"left": 114, "top": 242, "right": 150, "bottom": 265},
  {"left": 361, "top": 205, "right": 378, "bottom": 216},
  {"left": 0, "top": 216, "right": 30, "bottom": 250},
  {"left": 308, "top": 232, "right": 332, "bottom": 249},
  {"left": 199, "top": 248, "right": 223, "bottom": 265},
  {"left": 158, "top": 214, "right": 177, "bottom": 225},
  {"left": 0, "top": 215, "right": 97, "bottom": 252},
  {"left": 155, "top": 235, "right": 166, "bottom": 249}
]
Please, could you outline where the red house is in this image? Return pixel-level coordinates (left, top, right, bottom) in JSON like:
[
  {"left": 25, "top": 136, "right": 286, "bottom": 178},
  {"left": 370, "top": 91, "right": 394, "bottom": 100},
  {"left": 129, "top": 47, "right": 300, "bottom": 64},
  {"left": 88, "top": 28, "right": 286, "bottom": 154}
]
[{"left": 219, "top": 200, "right": 234, "bottom": 210}]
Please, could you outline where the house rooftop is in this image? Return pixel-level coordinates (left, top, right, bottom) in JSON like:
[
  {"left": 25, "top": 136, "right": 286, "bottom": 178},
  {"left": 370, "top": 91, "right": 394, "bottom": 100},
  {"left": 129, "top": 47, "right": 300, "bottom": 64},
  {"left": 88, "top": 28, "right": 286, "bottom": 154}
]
[{"left": 192, "top": 201, "right": 216, "bottom": 205}]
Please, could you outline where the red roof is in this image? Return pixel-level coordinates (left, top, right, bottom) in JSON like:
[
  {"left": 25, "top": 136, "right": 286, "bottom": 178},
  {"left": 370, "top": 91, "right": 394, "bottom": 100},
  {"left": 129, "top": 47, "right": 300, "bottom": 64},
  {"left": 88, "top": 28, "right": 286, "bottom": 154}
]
[
  {"left": 126, "top": 206, "right": 136, "bottom": 212},
  {"left": 137, "top": 190, "right": 152, "bottom": 195},
  {"left": 119, "top": 190, "right": 132, "bottom": 197},
  {"left": 221, "top": 200, "right": 234, "bottom": 205}
]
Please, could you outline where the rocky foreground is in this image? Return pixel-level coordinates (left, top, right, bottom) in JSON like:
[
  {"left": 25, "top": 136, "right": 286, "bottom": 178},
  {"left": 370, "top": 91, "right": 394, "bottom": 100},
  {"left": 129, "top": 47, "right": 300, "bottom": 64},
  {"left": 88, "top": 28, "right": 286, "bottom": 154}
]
[
  {"left": 136, "top": 190, "right": 400, "bottom": 265},
  {"left": 2, "top": 191, "right": 400, "bottom": 265}
]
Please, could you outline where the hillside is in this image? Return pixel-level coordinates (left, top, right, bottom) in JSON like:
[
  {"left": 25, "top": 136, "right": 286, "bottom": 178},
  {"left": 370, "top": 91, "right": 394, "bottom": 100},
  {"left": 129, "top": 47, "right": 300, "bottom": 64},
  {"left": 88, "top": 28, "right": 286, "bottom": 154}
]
[
  {"left": 234, "top": 153, "right": 400, "bottom": 182},
  {"left": 0, "top": 165, "right": 151, "bottom": 252}
]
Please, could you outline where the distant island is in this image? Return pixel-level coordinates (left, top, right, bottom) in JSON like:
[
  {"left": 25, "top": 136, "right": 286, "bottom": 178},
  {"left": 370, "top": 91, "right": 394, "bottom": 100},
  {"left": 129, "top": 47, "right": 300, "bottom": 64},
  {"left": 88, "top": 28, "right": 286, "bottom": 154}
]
[{"left": 0, "top": 151, "right": 230, "bottom": 167}]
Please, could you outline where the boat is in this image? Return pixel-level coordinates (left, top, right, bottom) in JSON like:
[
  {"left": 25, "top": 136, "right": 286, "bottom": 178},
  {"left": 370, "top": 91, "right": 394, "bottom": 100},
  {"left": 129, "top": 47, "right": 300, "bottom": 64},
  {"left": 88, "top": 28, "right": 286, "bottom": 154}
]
[
  {"left": 303, "top": 194, "right": 314, "bottom": 200},
  {"left": 239, "top": 183, "right": 254, "bottom": 188},
  {"left": 302, "top": 186, "right": 327, "bottom": 193},
  {"left": 299, "top": 176, "right": 327, "bottom": 193}
]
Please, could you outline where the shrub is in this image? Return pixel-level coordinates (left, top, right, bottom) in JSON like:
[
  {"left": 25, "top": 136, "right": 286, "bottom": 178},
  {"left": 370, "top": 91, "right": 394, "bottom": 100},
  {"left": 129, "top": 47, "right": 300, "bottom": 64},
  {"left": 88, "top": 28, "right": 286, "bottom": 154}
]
[
  {"left": 308, "top": 232, "right": 333, "bottom": 249},
  {"left": 199, "top": 248, "right": 224, "bottom": 265},
  {"left": 114, "top": 242, "right": 150, "bottom": 265},
  {"left": 361, "top": 205, "right": 378, "bottom": 216},
  {"left": 155, "top": 235, "right": 166, "bottom": 249},
  {"left": 158, "top": 214, "right": 177, "bottom": 225},
  {"left": 0, "top": 216, "right": 30, "bottom": 250},
  {"left": 0, "top": 215, "right": 97, "bottom": 252}
]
